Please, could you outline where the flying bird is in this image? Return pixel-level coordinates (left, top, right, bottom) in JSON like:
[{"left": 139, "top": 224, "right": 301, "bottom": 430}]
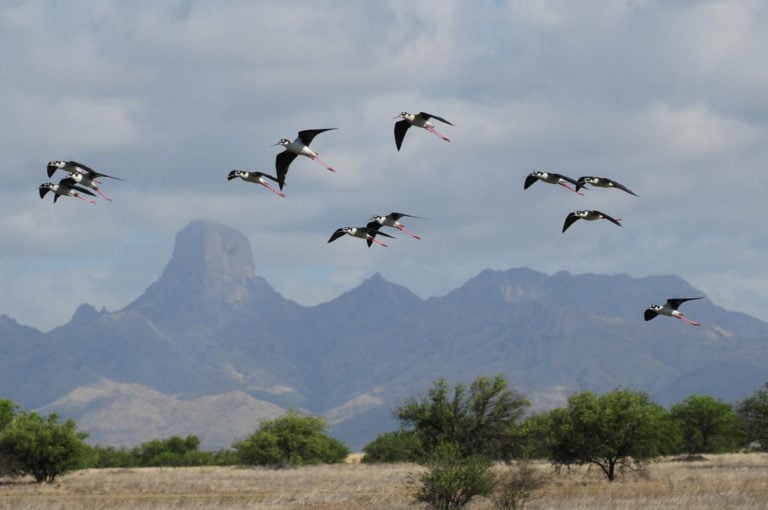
[
  {"left": 228, "top": 170, "right": 285, "bottom": 197},
  {"left": 576, "top": 176, "right": 638, "bottom": 196},
  {"left": 394, "top": 112, "right": 453, "bottom": 151},
  {"left": 562, "top": 210, "right": 622, "bottom": 233},
  {"left": 644, "top": 297, "right": 703, "bottom": 326},
  {"left": 327, "top": 222, "right": 395, "bottom": 248},
  {"left": 273, "top": 128, "right": 336, "bottom": 190},
  {"left": 524, "top": 171, "right": 583, "bottom": 195},
  {"left": 370, "top": 212, "right": 424, "bottom": 240},
  {"left": 39, "top": 177, "right": 97, "bottom": 204},
  {"left": 47, "top": 160, "right": 123, "bottom": 201}
]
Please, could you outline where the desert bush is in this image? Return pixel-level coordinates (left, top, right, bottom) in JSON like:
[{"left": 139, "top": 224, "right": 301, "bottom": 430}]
[
  {"left": 409, "top": 442, "right": 496, "bottom": 510},
  {"left": 363, "top": 429, "right": 421, "bottom": 463},
  {"left": 234, "top": 409, "right": 349, "bottom": 467},
  {"left": 492, "top": 460, "right": 545, "bottom": 510}
]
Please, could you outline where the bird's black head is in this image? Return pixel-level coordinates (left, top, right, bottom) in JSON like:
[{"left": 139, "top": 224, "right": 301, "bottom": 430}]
[{"left": 227, "top": 170, "right": 247, "bottom": 180}]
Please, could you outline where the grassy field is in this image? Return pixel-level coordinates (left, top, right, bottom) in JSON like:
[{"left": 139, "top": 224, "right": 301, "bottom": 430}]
[{"left": 1, "top": 453, "right": 767, "bottom": 509}]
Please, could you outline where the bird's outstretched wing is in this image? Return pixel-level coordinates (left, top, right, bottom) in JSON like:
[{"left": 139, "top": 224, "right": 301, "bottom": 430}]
[
  {"left": 297, "top": 128, "right": 336, "bottom": 146},
  {"left": 555, "top": 173, "right": 579, "bottom": 187},
  {"left": 261, "top": 173, "right": 280, "bottom": 183},
  {"left": 608, "top": 178, "right": 637, "bottom": 196},
  {"left": 328, "top": 228, "right": 347, "bottom": 243},
  {"left": 388, "top": 212, "right": 425, "bottom": 220},
  {"left": 394, "top": 120, "right": 411, "bottom": 151},
  {"left": 595, "top": 210, "right": 622, "bottom": 227},
  {"left": 666, "top": 297, "right": 703, "bottom": 310},
  {"left": 419, "top": 112, "right": 454, "bottom": 125},
  {"left": 524, "top": 173, "right": 538, "bottom": 189},
  {"left": 644, "top": 308, "right": 658, "bottom": 321},
  {"left": 364, "top": 223, "right": 395, "bottom": 247},
  {"left": 562, "top": 213, "right": 580, "bottom": 233},
  {"left": 275, "top": 152, "right": 298, "bottom": 190}
]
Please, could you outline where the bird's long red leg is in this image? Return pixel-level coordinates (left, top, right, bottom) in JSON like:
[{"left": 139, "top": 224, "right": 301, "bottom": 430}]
[
  {"left": 261, "top": 183, "right": 286, "bottom": 198},
  {"left": 559, "top": 182, "right": 584, "bottom": 196},
  {"left": 311, "top": 156, "right": 335, "bottom": 173},
  {"left": 369, "top": 237, "right": 388, "bottom": 247},
  {"left": 95, "top": 188, "right": 112, "bottom": 201},
  {"left": 76, "top": 195, "right": 96, "bottom": 204},
  {"left": 398, "top": 226, "right": 421, "bottom": 239},
  {"left": 678, "top": 314, "right": 700, "bottom": 326},
  {"left": 426, "top": 126, "right": 450, "bottom": 142}
]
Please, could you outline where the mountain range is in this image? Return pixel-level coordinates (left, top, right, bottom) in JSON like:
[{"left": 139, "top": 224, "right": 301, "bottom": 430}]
[{"left": 2, "top": 219, "right": 767, "bottom": 450}]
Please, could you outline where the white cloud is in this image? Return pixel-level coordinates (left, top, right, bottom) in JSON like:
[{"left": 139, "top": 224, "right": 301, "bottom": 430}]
[{"left": 2, "top": 0, "right": 768, "bottom": 328}]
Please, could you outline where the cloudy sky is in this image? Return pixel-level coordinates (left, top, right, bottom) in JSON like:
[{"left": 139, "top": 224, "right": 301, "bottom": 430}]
[{"left": 1, "top": 0, "right": 767, "bottom": 331}]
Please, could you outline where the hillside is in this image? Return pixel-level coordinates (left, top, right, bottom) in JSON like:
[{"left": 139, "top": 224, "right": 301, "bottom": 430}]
[{"left": 1, "top": 219, "right": 767, "bottom": 450}]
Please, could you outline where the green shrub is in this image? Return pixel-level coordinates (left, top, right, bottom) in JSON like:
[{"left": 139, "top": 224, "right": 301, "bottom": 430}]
[
  {"left": 234, "top": 409, "right": 349, "bottom": 467},
  {"left": 409, "top": 442, "right": 496, "bottom": 510}
]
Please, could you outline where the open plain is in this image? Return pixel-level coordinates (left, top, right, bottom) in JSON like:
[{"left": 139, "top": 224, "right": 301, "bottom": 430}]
[{"left": 1, "top": 453, "right": 767, "bottom": 509}]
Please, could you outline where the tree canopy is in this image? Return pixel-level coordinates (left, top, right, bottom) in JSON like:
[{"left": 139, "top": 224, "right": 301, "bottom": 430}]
[
  {"left": 396, "top": 374, "right": 529, "bottom": 460},
  {"left": 542, "top": 388, "right": 675, "bottom": 481},
  {"left": 736, "top": 382, "right": 768, "bottom": 450},
  {"left": 670, "top": 394, "right": 741, "bottom": 454},
  {"left": 0, "top": 409, "right": 90, "bottom": 483},
  {"left": 233, "top": 409, "right": 349, "bottom": 466}
]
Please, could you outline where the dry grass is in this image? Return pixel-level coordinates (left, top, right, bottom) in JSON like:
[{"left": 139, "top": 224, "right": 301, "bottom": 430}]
[{"left": 1, "top": 453, "right": 767, "bottom": 509}]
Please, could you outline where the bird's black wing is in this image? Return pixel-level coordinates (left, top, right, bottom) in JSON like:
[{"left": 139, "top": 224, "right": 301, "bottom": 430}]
[
  {"left": 72, "top": 185, "right": 97, "bottom": 196},
  {"left": 555, "top": 173, "right": 579, "bottom": 186},
  {"left": 388, "top": 212, "right": 424, "bottom": 220},
  {"left": 419, "top": 112, "right": 454, "bottom": 126},
  {"left": 394, "top": 119, "right": 411, "bottom": 151},
  {"left": 46, "top": 163, "right": 60, "bottom": 178},
  {"left": 562, "top": 213, "right": 580, "bottom": 233},
  {"left": 644, "top": 308, "right": 658, "bottom": 321},
  {"left": 39, "top": 185, "right": 52, "bottom": 199},
  {"left": 364, "top": 223, "right": 394, "bottom": 247},
  {"left": 594, "top": 210, "right": 622, "bottom": 227},
  {"left": 524, "top": 173, "right": 539, "bottom": 189},
  {"left": 608, "top": 179, "right": 638, "bottom": 196},
  {"left": 227, "top": 170, "right": 240, "bottom": 181},
  {"left": 666, "top": 297, "right": 703, "bottom": 310},
  {"left": 275, "top": 151, "right": 298, "bottom": 190},
  {"left": 328, "top": 228, "right": 347, "bottom": 243},
  {"left": 70, "top": 161, "right": 125, "bottom": 181},
  {"left": 297, "top": 128, "right": 336, "bottom": 146}
]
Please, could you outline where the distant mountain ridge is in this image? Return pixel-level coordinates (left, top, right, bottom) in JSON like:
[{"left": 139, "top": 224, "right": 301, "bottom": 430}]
[{"left": 2, "top": 219, "right": 767, "bottom": 450}]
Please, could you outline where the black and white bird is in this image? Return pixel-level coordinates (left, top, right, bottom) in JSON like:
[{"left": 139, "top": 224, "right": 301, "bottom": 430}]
[
  {"left": 562, "top": 210, "right": 622, "bottom": 233},
  {"left": 576, "top": 176, "right": 638, "bottom": 196},
  {"left": 394, "top": 112, "right": 453, "bottom": 151},
  {"left": 227, "top": 170, "right": 285, "bottom": 197},
  {"left": 644, "top": 297, "right": 703, "bottom": 326},
  {"left": 39, "top": 177, "right": 97, "bottom": 204},
  {"left": 524, "top": 171, "right": 583, "bottom": 195},
  {"left": 327, "top": 222, "right": 395, "bottom": 248},
  {"left": 272, "top": 128, "right": 336, "bottom": 190},
  {"left": 370, "top": 212, "right": 424, "bottom": 239},
  {"left": 46, "top": 160, "right": 123, "bottom": 201}
]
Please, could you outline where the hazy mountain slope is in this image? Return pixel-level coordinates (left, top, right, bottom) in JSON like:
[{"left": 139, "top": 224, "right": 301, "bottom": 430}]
[{"left": 2, "top": 220, "right": 767, "bottom": 451}]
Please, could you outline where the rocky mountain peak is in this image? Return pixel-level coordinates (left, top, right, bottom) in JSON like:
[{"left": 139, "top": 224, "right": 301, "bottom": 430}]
[
  {"left": 128, "top": 220, "right": 258, "bottom": 312},
  {"left": 166, "top": 219, "right": 255, "bottom": 284}
]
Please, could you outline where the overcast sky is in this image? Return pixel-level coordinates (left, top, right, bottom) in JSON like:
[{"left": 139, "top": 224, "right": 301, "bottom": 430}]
[{"left": 2, "top": 0, "right": 767, "bottom": 331}]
